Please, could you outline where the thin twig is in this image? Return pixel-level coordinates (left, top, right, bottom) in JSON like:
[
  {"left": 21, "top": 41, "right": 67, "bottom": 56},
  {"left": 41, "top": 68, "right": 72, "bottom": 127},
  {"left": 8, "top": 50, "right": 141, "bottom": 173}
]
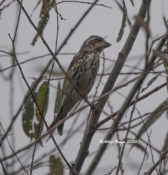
[
  {"left": 0, "top": 122, "right": 29, "bottom": 175},
  {"left": 56, "top": 1, "right": 112, "bottom": 9},
  {"left": 144, "top": 150, "right": 168, "bottom": 175}
]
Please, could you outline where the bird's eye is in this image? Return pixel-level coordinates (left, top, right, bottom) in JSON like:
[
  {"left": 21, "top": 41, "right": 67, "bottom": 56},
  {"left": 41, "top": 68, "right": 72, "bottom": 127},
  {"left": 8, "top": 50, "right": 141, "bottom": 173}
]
[{"left": 96, "top": 38, "right": 103, "bottom": 42}]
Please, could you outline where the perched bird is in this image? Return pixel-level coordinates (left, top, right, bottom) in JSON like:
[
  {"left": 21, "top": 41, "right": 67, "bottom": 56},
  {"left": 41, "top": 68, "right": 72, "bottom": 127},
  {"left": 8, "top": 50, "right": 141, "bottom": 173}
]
[{"left": 49, "top": 35, "right": 111, "bottom": 135}]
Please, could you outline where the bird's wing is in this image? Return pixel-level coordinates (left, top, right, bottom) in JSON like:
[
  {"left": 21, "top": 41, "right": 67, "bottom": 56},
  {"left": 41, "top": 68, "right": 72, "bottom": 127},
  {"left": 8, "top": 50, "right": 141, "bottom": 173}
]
[{"left": 62, "top": 52, "right": 82, "bottom": 91}]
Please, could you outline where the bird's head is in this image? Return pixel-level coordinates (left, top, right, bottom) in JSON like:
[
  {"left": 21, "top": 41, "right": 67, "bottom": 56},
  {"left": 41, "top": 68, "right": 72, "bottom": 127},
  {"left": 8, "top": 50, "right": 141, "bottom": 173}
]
[{"left": 80, "top": 35, "right": 111, "bottom": 52}]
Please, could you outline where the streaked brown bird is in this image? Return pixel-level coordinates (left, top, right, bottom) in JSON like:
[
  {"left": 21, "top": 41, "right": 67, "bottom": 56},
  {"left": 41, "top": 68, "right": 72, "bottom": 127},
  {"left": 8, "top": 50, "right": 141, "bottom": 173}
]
[{"left": 49, "top": 35, "right": 111, "bottom": 135}]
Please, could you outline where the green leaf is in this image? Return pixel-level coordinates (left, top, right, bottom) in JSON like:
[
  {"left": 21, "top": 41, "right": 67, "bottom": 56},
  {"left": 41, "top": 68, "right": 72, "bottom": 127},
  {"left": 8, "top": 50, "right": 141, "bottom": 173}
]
[
  {"left": 163, "top": 43, "right": 168, "bottom": 91},
  {"left": 153, "top": 49, "right": 168, "bottom": 92},
  {"left": 34, "top": 122, "right": 44, "bottom": 140},
  {"left": 34, "top": 81, "right": 49, "bottom": 137},
  {"left": 31, "top": 0, "right": 54, "bottom": 45},
  {"left": 32, "top": 0, "right": 41, "bottom": 15},
  {"left": 22, "top": 81, "right": 50, "bottom": 139},
  {"left": 35, "top": 81, "right": 49, "bottom": 121},
  {"left": 54, "top": 82, "right": 62, "bottom": 114},
  {"left": 162, "top": 132, "right": 168, "bottom": 152},
  {"left": 49, "top": 156, "right": 64, "bottom": 175},
  {"left": 130, "top": 0, "right": 134, "bottom": 6},
  {"left": 147, "top": 75, "right": 158, "bottom": 87},
  {"left": 22, "top": 92, "right": 37, "bottom": 139},
  {"left": 141, "top": 75, "right": 159, "bottom": 92},
  {"left": 163, "top": 16, "right": 168, "bottom": 32},
  {"left": 136, "top": 99, "right": 168, "bottom": 139},
  {"left": 116, "top": 0, "right": 127, "bottom": 42}
]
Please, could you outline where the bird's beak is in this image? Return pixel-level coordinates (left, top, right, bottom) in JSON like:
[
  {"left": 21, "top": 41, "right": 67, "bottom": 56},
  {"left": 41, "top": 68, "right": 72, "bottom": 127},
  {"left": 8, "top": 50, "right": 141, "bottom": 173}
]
[{"left": 104, "top": 41, "right": 111, "bottom": 48}]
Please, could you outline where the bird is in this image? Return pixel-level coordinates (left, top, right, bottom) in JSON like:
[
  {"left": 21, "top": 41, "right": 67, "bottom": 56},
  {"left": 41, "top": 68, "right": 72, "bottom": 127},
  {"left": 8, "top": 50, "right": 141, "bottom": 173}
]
[{"left": 49, "top": 35, "right": 111, "bottom": 136}]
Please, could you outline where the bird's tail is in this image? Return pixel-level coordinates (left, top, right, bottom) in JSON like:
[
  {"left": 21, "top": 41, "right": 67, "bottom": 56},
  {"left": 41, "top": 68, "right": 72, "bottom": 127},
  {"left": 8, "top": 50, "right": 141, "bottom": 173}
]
[
  {"left": 56, "top": 106, "right": 65, "bottom": 136},
  {"left": 48, "top": 106, "right": 66, "bottom": 136}
]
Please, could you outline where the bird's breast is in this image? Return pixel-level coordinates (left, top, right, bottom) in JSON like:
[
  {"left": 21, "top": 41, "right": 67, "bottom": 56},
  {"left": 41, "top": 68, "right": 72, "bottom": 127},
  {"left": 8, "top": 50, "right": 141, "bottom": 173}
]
[{"left": 72, "top": 53, "right": 100, "bottom": 95}]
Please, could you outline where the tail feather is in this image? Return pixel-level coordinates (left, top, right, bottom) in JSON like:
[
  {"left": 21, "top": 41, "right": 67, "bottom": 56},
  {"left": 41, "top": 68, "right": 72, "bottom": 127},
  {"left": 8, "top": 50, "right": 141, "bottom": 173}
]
[
  {"left": 57, "top": 122, "right": 64, "bottom": 136},
  {"left": 48, "top": 106, "right": 66, "bottom": 136},
  {"left": 56, "top": 106, "right": 65, "bottom": 136},
  {"left": 49, "top": 98, "right": 77, "bottom": 136}
]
